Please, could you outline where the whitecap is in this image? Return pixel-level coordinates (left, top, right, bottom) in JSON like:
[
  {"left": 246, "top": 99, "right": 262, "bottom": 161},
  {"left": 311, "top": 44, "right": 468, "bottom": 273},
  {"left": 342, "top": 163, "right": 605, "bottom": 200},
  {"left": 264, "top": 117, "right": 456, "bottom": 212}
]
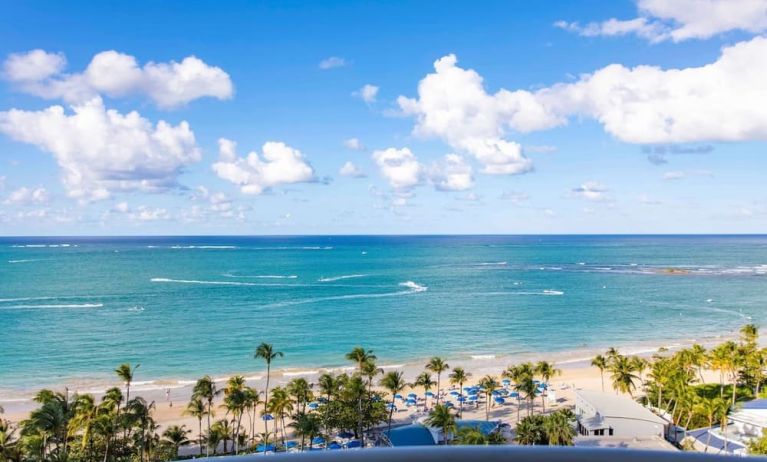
[
  {"left": 470, "top": 354, "right": 496, "bottom": 360},
  {"left": 399, "top": 281, "right": 427, "bottom": 292},
  {"left": 318, "top": 274, "right": 368, "bottom": 282},
  {"left": 543, "top": 289, "right": 564, "bottom": 295},
  {"left": 261, "top": 281, "right": 427, "bottom": 308},
  {"left": 282, "top": 370, "right": 319, "bottom": 377},
  {"left": 224, "top": 274, "right": 298, "bottom": 279}
]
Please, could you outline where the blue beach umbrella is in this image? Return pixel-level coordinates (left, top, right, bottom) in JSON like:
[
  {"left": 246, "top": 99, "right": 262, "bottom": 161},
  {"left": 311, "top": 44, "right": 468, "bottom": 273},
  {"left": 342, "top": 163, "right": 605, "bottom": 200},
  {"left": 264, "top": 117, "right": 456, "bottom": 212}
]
[
  {"left": 425, "top": 391, "right": 435, "bottom": 397},
  {"left": 328, "top": 442, "right": 343, "bottom": 450},
  {"left": 406, "top": 398, "right": 417, "bottom": 406},
  {"left": 509, "top": 392, "right": 520, "bottom": 398},
  {"left": 312, "top": 436, "right": 325, "bottom": 445},
  {"left": 502, "top": 379, "right": 511, "bottom": 385},
  {"left": 395, "top": 393, "right": 403, "bottom": 399},
  {"left": 449, "top": 391, "right": 459, "bottom": 396},
  {"left": 444, "top": 401, "right": 454, "bottom": 408},
  {"left": 494, "top": 397, "right": 506, "bottom": 405},
  {"left": 468, "top": 395, "right": 478, "bottom": 402},
  {"left": 346, "top": 440, "right": 361, "bottom": 449},
  {"left": 457, "top": 396, "right": 467, "bottom": 403},
  {"left": 407, "top": 393, "right": 417, "bottom": 398},
  {"left": 338, "top": 431, "right": 354, "bottom": 439},
  {"left": 308, "top": 402, "right": 319, "bottom": 410},
  {"left": 386, "top": 403, "right": 397, "bottom": 411},
  {"left": 285, "top": 441, "right": 298, "bottom": 449},
  {"left": 463, "top": 386, "right": 473, "bottom": 392},
  {"left": 256, "top": 444, "right": 275, "bottom": 453},
  {"left": 262, "top": 414, "right": 274, "bottom": 421}
]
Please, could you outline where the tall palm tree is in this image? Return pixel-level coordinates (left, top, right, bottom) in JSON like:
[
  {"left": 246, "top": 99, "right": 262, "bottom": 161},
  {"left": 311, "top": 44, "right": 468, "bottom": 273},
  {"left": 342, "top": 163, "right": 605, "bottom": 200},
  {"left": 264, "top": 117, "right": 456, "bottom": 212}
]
[
  {"left": 183, "top": 397, "right": 207, "bottom": 455},
  {"left": 162, "top": 425, "right": 190, "bottom": 459},
  {"left": 426, "top": 357, "right": 449, "bottom": 404},
  {"left": 689, "top": 344, "right": 708, "bottom": 384},
  {"left": 69, "top": 394, "right": 98, "bottom": 453},
  {"left": 478, "top": 375, "right": 500, "bottom": 420},
  {"left": 192, "top": 376, "right": 216, "bottom": 457},
  {"left": 243, "top": 386, "right": 260, "bottom": 446},
  {"left": 449, "top": 367, "right": 471, "bottom": 418},
  {"left": 287, "top": 378, "right": 313, "bottom": 414},
  {"left": 345, "top": 347, "right": 376, "bottom": 370},
  {"left": 114, "top": 363, "right": 140, "bottom": 404},
  {"left": 648, "top": 358, "right": 673, "bottom": 410},
  {"left": 609, "top": 355, "right": 639, "bottom": 397},
  {"left": 414, "top": 372, "right": 436, "bottom": 411},
  {"left": 211, "top": 419, "right": 232, "bottom": 454},
  {"left": 267, "top": 387, "right": 293, "bottom": 447},
  {"left": 223, "top": 384, "right": 247, "bottom": 454},
  {"left": 288, "top": 413, "right": 321, "bottom": 452},
  {"left": 254, "top": 343, "right": 284, "bottom": 437},
  {"left": 380, "top": 371, "right": 408, "bottom": 434},
  {"left": 424, "top": 404, "right": 456, "bottom": 445},
  {"left": 591, "top": 355, "right": 608, "bottom": 392},
  {"left": 360, "top": 359, "right": 383, "bottom": 394},
  {"left": 514, "top": 375, "right": 539, "bottom": 417},
  {"left": 317, "top": 373, "right": 338, "bottom": 404},
  {"left": 535, "top": 361, "right": 560, "bottom": 413},
  {"left": 694, "top": 397, "right": 726, "bottom": 452},
  {"left": 544, "top": 411, "right": 575, "bottom": 445}
]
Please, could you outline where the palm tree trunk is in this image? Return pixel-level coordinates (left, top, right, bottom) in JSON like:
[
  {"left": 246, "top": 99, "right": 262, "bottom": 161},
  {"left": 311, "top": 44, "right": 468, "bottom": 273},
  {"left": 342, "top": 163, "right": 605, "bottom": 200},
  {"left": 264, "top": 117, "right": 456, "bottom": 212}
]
[
  {"left": 436, "top": 374, "right": 441, "bottom": 405},
  {"left": 265, "top": 363, "right": 271, "bottom": 437},
  {"left": 600, "top": 371, "right": 604, "bottom": 392},
  {"left": 198, "top": 417, "right": 203, "bottom": 455},
  {"left": 206, "top": 401, "right": 212, "bottom": 457},
  {"left": 731, "top": 373, "right": 737, "bottom": 406}
]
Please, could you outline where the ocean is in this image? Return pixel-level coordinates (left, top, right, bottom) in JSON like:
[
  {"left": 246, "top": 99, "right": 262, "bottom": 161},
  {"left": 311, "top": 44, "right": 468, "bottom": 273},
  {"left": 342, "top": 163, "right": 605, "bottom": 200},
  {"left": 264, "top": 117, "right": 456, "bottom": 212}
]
[{"left": 1, "top": 235, "right": 766, "bottom": 396}]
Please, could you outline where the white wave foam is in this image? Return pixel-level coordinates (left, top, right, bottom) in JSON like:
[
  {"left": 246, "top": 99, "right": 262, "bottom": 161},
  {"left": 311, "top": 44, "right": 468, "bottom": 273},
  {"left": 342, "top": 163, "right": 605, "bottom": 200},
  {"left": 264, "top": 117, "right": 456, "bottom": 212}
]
[
  {"left": 8, "top": 259, "right": 46, "bottom": 264},
  {"left": 470, "top": 354, "right": 496, "bottom": 360},
  {"left": 225, "top": 274, "right": 298, "bottom": 279},
  {"left": 380, "top": 364, "right": 406, "bottom": 369},
  {"left": 318, "top": 274, "right": 367, "bottom": 282},
  {"left": 151, "top": 277, "right": 298, "bottom": 287},
  {"left": 474, "top": 261, "right": 508, "bottom": 266},
  {"left": 244, "top": 375, "right": 263, "bottom": 381},
  {"left": 1, "top": 303, "right": 103, "bottom": 309},
  {"left": 282, "top": 370, "right": 319, "bottom": 377},
  {"left": 399, "top": 281, "right": 427, "bottom": 292},
  {"left": 543, "top": 289, "right": 564, "bottom": 296},
  {"left": 128, "top": 306, "right": 145, "bottom": 312}
]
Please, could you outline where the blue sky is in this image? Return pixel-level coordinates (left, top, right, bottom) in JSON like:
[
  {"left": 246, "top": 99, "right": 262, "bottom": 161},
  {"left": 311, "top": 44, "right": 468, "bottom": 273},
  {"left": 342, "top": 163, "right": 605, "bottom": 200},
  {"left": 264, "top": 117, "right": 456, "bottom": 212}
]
[{"left": 1, "top": 0, "right": 766, "bottom": 235}]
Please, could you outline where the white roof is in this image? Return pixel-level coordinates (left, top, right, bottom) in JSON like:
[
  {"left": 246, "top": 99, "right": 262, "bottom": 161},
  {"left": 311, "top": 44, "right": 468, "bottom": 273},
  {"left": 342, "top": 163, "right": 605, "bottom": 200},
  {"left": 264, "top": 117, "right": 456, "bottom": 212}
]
[
  {"left": 576, "top": 389, "right": 667, "bottom": 426},
  {"left": 574, "top": 436, "right": 677, "bottom": 451}
]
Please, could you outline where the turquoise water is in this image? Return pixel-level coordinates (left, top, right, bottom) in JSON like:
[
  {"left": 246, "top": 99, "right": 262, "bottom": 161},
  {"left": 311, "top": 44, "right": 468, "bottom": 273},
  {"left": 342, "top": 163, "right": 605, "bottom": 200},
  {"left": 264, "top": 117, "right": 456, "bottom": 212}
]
[{"left": 2, "top": 235, "right": 766, "bottom": 393}]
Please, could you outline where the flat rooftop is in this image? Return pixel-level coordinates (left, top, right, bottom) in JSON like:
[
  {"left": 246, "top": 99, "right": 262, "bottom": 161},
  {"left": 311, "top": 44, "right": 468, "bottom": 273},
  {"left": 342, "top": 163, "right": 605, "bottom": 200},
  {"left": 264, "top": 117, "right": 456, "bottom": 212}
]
[{"left": 574, "top": 436, "right": 677, "bottom": 451}]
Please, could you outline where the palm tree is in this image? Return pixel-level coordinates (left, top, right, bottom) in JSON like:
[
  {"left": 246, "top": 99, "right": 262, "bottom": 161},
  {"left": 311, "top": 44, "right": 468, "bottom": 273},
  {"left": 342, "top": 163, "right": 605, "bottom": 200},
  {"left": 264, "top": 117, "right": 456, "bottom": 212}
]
[
  {"left": 361, "top": 359, "right": 383, "bottom": 394},
  {"left": 478, "top": 376, "right": 500, "bottom": 420},
  {"left": 514, "top": 415, "right": 546, "bottom": 445},
  {"left": 183, "top": 397, "right": 207, "bottom": 455},
  {"left": 254, "top": 343, "right": 284, "bottom": 437},
  {"left": 515, "top": 374, "right": 539, "bottom": 417},
  {"left": 162, "top": 425, "right": 190, "bottom": 458},
  {"left": 535, "top": 361, "right": 560, "bottom": 413},
  {"left": 223, "top": 383, "right": 247, "bottom": 454},
  {"left": 609, "top": 355, "right": 639, "bottom": 397},
  {"left": 211, "top": 419, "right": 232, "bottom": 454},
  {"left": 414, "top": 372, "right": 436, "bottom": 411},
  {"left": 288, "top": 413, "right": 321, "bottom": 452},
  {"left": 243, "top": 386, "right": 260, "bottom": 446},
  {"left": 317, "top": 373, "right": 338, "bottom": 404},
  {"left": 648, "top": 358, "right": 673, "bottom": 410},
  {"left": 689, "top": 344, "right": 708, "bottom": 384},
  {"left": 449, "top": 367, "right": 471, "bottom": 418},
  {"left": 267, "top": 387, "right": 293, "bottom": 447},
  {"left": 544, "top": 410, "right": 575, "bottom": 445},
  {"left": 345, "top": 347, "right": 376, "bottom": 370},
  {"left": 70, "top": 394, "right": 98, "bottom": 453},
  {"left": 287, "top": 378, "right": 313, "bottom": 414},
  {"left": 591, "top": 355, "right": 608, "bottom": 392},
  {"left": 380, "top": 371, "right": 408, "bottom": 434},
  {"left": 114, "top": 363, "right": 140, "bottom": 404},
  {"left": 192, "top": 376, "right": 216, "bottom": 457},
  {"left": 424, "top": 404, "right": 456, "bottom": 445},
  {"left": 426, "top": 357, "right": 449, "bottom": 404}
]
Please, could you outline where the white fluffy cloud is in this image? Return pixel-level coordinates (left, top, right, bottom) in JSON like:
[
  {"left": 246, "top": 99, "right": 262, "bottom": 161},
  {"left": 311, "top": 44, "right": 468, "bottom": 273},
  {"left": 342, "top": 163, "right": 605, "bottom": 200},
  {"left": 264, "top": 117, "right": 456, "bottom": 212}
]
[
  {"left": 212, "top": 138, "right": 316, "bottom": 194},
  {"left": 556, "top": 0, "right": 767, "bottom": 42},
  {"left": 372, "top": 147, "right": 422, "bottom": 190},
  {"left": 0, "top": 98, "right": 201, "bottom": 201},
  {"left": 3, "top": 50, "right": 233, "bottom": 108},
  {"left": 343, "top": 137, "right": 365, "bottom": 151},
  {"left": 397, "top": 55, "right": 534, "bottom": 175},
  {"left": 402, "top": 39, "right": 767, "bottom": 148},
  {"left": 319, "top": 57, "right": 346, "bottom": 70},
  {"left": 428, "top": 154, "right": 473, "bottom": 191},
  {"left": 572, "top": 182, "right": 609, "bottom": 201},
  {"left": 339, "top": 161, "right": 366, "bottom": 178},
  {"left": 354, "top": 84, "right": 379, "bottom": 103},
  {"left": 4, "top": 186, "right": 50, "bottom": 205}
]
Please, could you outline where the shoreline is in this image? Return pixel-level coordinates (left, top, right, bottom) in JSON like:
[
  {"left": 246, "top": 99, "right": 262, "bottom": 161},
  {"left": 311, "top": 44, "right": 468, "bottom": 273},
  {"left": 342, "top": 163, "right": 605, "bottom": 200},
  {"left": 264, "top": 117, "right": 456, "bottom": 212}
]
[{"left": 0, "top": 327, "right": 742, "bottom": 420}]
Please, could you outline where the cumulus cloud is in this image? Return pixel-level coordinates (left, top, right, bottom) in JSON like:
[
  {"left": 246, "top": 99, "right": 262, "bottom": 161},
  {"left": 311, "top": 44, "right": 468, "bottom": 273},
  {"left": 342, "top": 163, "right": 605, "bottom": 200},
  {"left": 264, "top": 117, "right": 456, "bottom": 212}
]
[
  {"left": 402, "top": 39, "right": 767, "bottom": 149},
  {"left": 354, "top": 84, "right": 379, "bottom": 103},
  {"left": 371, "top": 147, "right": 422, "bottom": 190},
  {"left": 2, "top": 49, "right": 233, "bottom": 108},
  {"left": 555, "top": 0, "right": 767, "bottom": 42},
  {"left": 212, "top": 138, "right": 316, "bottom": 194},
  {"left": 343, "top": 137, "right": 366, "bottom": 151},
  {"left": 0, "top": 98, "right": 201, "bottom": 201},
  {"left": 397, "top": 55, "right": 535, "bottom": 175},
  {"left": 339, "top": 161, "right": 366, "bottom": 178},
  {"left": 499, "top": 190, "right": 530, "bottom": 204},
  {"left": 428, "top": 154, "right": 473, "bottom": 191},
  {"left": 4, "top": 186, "right": 50, "bottom": 205},
  {"left": 130, "top": 205, "right": 170, "bottom": 221},
  {"left": 319, "top": 56, "right": 346, "bottom": 70},
  {"left": 572, "top": 182, "right": 609, "bottom": 201}
]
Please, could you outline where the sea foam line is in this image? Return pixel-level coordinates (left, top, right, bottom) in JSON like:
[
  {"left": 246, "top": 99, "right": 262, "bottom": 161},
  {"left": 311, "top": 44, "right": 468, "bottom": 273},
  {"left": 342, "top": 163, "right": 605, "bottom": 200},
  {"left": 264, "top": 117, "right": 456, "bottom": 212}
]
[
  {"left": 261, "top": 281, "right": 428, "bottom": 308},
  {"left": 1, "top": 303, "right": 103, "bottom": 309},
  {"left": 318, "top": 274, "right": 367, "bottom": 282},
  {"left": 224, "top": 274, "right": 298, "bottom": 279},
  {"left": 151, "top": 277, "right": 301, "bottom": 287}
]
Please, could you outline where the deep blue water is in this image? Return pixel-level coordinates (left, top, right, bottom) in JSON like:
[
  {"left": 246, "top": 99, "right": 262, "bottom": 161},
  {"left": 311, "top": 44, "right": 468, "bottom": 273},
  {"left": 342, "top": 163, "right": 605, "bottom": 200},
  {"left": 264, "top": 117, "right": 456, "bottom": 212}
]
[{"left": 1, "top": 235, "right": 766, "bottom": 393}]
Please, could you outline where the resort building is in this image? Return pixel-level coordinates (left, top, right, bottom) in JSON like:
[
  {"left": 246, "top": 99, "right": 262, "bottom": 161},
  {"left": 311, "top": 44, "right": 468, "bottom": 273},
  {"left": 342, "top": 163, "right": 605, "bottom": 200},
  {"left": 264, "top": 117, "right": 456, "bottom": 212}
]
[{"left": 574, "top": 390, "right": 668, "bottom": 438}]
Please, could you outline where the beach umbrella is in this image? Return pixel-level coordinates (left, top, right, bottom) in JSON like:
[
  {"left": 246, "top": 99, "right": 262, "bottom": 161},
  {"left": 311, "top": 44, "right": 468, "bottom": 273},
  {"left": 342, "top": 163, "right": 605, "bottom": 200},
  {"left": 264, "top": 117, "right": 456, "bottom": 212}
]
[
  {"left": 386, "top": 403, "right": 397, "bottom": 411},
  {"left": 406, "top": 398, "right": 417, "bottom": 406},
  {"left": 494, "top": 397, "right": 506, "bottom": 405},
  {"left": 308, "top": 402, "right": 319, "bottom": 410},
  {"left": 328, "top": 442, "right": 343, "bottom": 450},
  {"left": 395, "top": 393, "right": 403, "bottom": 399},
  {"left": 509, "top": 392, "right": 520, "bottom": 398},
  {"left": 338, "top": 431, "right": 354, "bottom": 439},
  {"left": 463, "top": 387, "right": 473, "bottom": 392},
  {"left": 425, "top": 391, "right": 435, "bottom": 398},
  {"left": 468, "top": 395, "right": 478, "bottom": 402},
  {"left": 262, "top": 414, "right": 274, "bottom": 421},
  {"left": 285, "top": 441, "right": 298, "bottom": 449},
  {"left": 407, "top": 393, "right": 417, "bottom": 398},
  {"left": 256, "top": 444, "right": 275, "bottom": 453},
  {"left": 444, "top": 401, "right": 454, "bottom": 408},
  {"left": 457, "top": 396, "right": 467, "bottom": 402},
  {"left": 492, "top": 390, "right": 502, "bottom": 396},
  {"left": 449, "top": 391, "right": 460, "bottom": 396},
  {"left": 502, "top": 379, "right": 511, "bottom": 385},
  {"left": 346, "top": 440, "right": 361, "bottom": 449},
  {"left": 312, "top": 436, "right": 325, "bottom": 445}
]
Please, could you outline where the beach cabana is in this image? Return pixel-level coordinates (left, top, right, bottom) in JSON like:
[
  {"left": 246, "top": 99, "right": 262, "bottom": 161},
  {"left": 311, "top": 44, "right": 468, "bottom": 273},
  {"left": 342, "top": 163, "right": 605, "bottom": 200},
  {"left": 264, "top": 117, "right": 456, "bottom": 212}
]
[
  {"left": 345, "top": 440, "right": 361, "bottom": 449},
  {"left": 312, "top": 436, "right": 325, "bottom": 446}
]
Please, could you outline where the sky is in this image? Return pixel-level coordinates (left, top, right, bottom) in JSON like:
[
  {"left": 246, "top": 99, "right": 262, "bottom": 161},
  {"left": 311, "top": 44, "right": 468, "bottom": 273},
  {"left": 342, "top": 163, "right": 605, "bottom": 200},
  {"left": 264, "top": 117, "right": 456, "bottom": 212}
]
[{"left": 1, "top": 0, "right": 766, "bottom": 235}]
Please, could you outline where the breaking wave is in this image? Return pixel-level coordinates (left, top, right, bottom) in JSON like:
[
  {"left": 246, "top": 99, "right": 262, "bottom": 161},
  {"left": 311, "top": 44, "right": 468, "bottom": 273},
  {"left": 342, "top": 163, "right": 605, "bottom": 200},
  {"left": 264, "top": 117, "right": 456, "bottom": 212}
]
[{"left": 318, "top": 274, "right": 367, "bottom": 282}]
